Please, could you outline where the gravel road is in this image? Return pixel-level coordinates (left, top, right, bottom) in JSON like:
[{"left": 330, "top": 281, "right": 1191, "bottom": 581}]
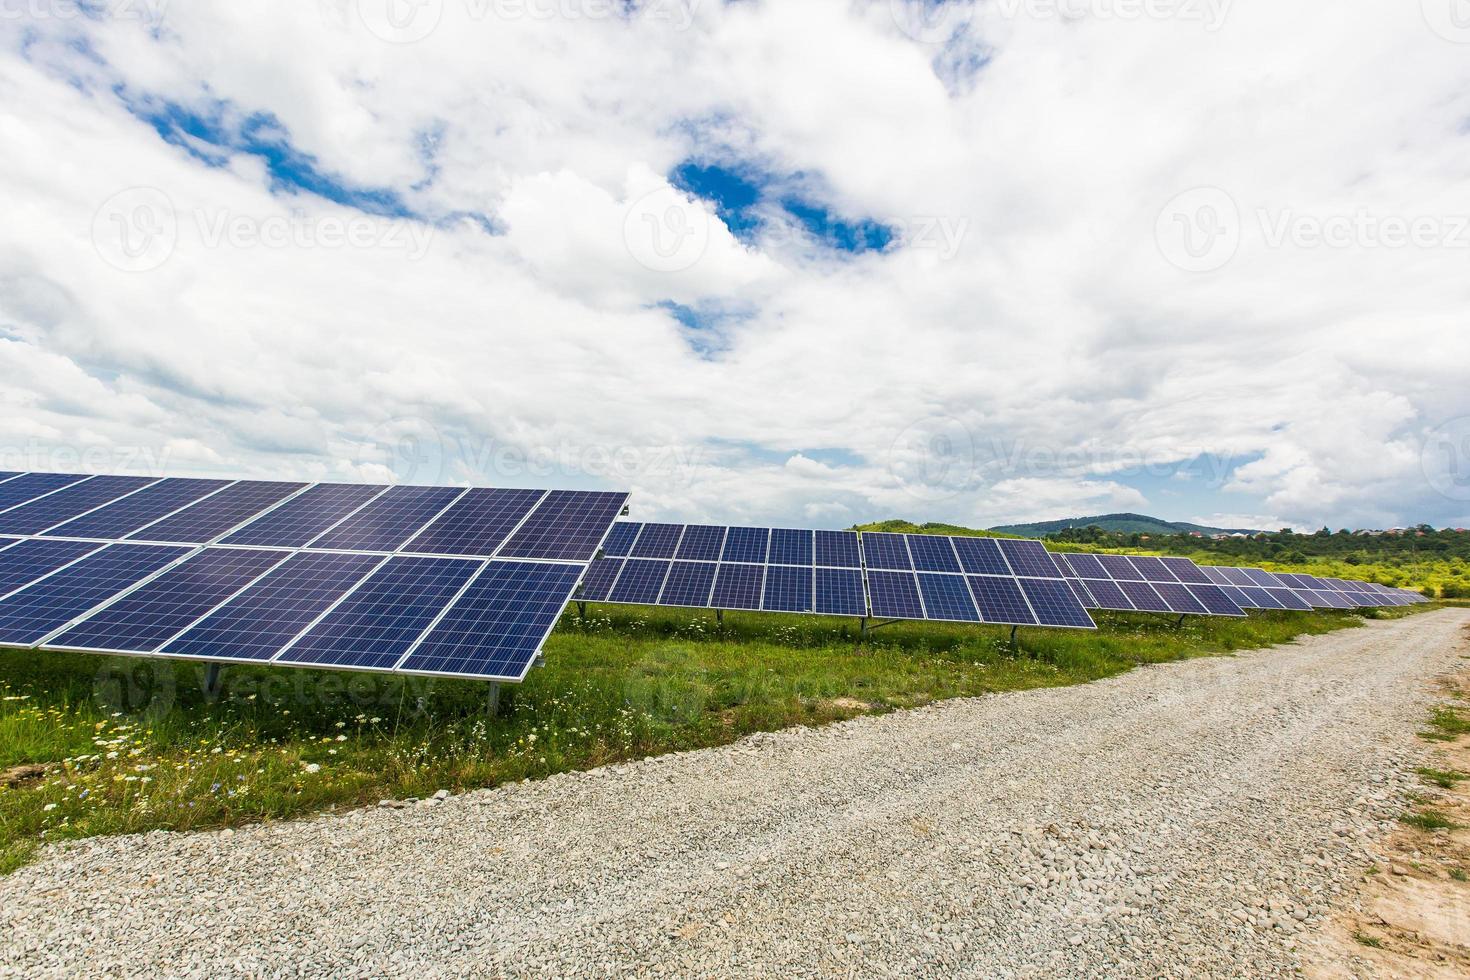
[{"left": 4, "top": 609, "right": 1467, "bottom": 978}]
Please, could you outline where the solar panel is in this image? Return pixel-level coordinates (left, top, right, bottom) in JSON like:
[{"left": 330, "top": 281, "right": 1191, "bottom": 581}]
[
  {"left": 1019, "top": 578, "right": 1097, "bottom": 628},
  {"left": 1150, "top": 581, "right": 1209, "bottom": 615},
  {"left": 671, "top": 524, "right": 723, "bottom": 562},
  {"left": 952, "top": 537, "right": 1011, "bottom": 576},
  {"left": 45, "top": 478, "right": 231, "bottom": 540},
  {"left": 0, "top": 543, "right": 191, "bottom": 646},
  {"left": 222, "top": 483, "right": 389, "bottom": 548},
  {"left": 967, "top": 575, "right": 1036, "bottom": 625},
  {"left": 577, "top": 557, "right": 623, "bottom": 602},
  {"left": 907, "top": 536, "right": 961, "bottom": 573},
  {"left": 710, "top": 563, "right": 764, "bottom": 610},
  {"left": 1117, "top": 580, "right": 1171, "bottom": 612},
  {"left": 497, "top": 490, "right": 630, "bottom": 562},
  {"left": 867, "top": 571, "right": 925, "bottom": 619},
  {"left": 1060, "top": 552, "right": 1109, "bottom": 579},
  {"left": 129, "top": 481, "right": 307, "bottom": 544},
  {"left": 276, "top": 556, "right": 482, "bottom": 671},
  {"left": 660, "top": 561, "right": 718, "bottom": 608},
  {"left": 308, "top": 484, "right": 465, "bottom": 553},
  {"left": 1159, "top": 557, "right": 1212, "bottom": 585},
  {"left": 721, "top": 526, "right": 769, "bottom": 564},
  {"left": 0, "top": 475, "right": 156, "bottom": 535},
  {"left": 0, "top": 473, "right": 19, "bottom": 483},
  {"left": 0, "top": 539, "right": 107, "bottom": 600},
  {"left": 1096, "top": 554, "right": 1145, "bottom": 581},
  {"left": 814, "top": 530, "right": 861, "bottom": 568},
  {"left": 815, "top": 567, "right": 867, "bottom": 617},
  {"left": 601, "top": 522, "right": 641, "bottom": 557},
  {"left": 861, "top": 533, "right": 912, "bottom": 571},
  {"left": 160, "top": 552, "right": 386, "bottom": 662},
  {"left": 915, "top": 573, "right": 979, "bottom": 622},
  {"left": 629, "top": 523, "right": 683, "bottom": 559},
  {"left": 397, "top": 561, "right": 585, "bottom": 681},
  {"left": 1075, "top": 576, "right": 1135, "bottom": 611},
  {"left": 1238, "top": 586, "right": 1284, "bottom": 610},
  {"left": 768, "top": 528, "right": 814, "bottom": 567},
  {"left": 45, "top": 548, "right": 290, "bottom": 653},
  {"left": 762, "top": 565, "right": 813, "bottom": 613},
  {"left": 399, "top": 487, "right": 545, "bottom": 557},
  {"left": 1200, "top": 566, "right": 1232, "bottom": 586},
  {"left": 608, "top": 559, "right": 670, "bottom": 605},
  {"left": 0, "top": 473, "right": 92, "bottom": 512},
  {"left": 1126, "top": 555, "right": 1175, "bottom": 583},
  {"left": 1240, "top": 568, "right": 1286, "bottom": 588},
  {"left": 1270, "top": 588, "right": 1314, "bottom": 611}
]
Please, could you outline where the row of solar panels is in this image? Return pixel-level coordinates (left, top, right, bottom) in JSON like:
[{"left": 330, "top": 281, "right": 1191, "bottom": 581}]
[{"left": 0, "top": 471, "right": 626, "bottom": 561}]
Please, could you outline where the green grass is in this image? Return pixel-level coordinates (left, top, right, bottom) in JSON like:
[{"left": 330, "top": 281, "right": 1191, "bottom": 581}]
[
  {"left": 1402, "top": 809, "right": 1461, "bottom": 832},
  {"left": 1419, "top": 706, "right": 1470, "bottom": 742},
  {"left": 1416, "top": 767, "right": 1466, "bottom": 789},
  {"left": 0, "top": 603, "right": 1428, "bottom": 874},
  {"left": 1353, "top": 932, "right": 1386, "bottom": 949}
]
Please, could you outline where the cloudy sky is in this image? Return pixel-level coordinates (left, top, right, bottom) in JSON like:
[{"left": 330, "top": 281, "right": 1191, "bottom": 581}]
[{"left": 2, "top": 0, "right": 1467, "bottom": 532}]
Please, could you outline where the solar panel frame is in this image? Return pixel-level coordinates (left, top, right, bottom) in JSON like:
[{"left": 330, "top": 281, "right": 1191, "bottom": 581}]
[
  {"left": 397, "top": 487, "right": 548, "bottom": 558},
  {"left": 867, "top": 570, "right": 925, "bottom": 619},
  {"left": 721, "top": 527, "right": 770, "bottom": 564},
  {"left": 951, "top": 537, "right": 1011, "bottom": 576},
  {"left": 997, "top": 539, "right": 1065, "bottom": 579},
  {"left": 608, "top": 558, "right": 672, "bottom": 605},
  {"left": 1074, "top": 576, "right": 1136, "bottom": 611},
  {"left": 0, "top": 539, "right": 109, "bottom": 601},
  {"left": 1126, "top": 555, "right": 1176, "bottom": 583},
  {"left": 1096, "top": 554, "right": 1146, "bottom": 581},
  {"left": 768, "top": 528, "right": 814, "bottom": 567},
  {"left": 0, "top": 475, "right": 158, "bottom": 535},
  {"left": 1060, "top": 552, "right": 1109, "bottom": 580},
  {"left": 907, "top": 535, "right": 962, "bottom": 574},
  {"left": 128, "top": 480, "right": 310, "bottom": 544},
  {"left": 1159, "top": 557, "right": 1213, "bottom": 585},
  {"left": 0, "top": 472, "right": 97, "bottom": 514},
  {"left": 577, "top": 557, "right": 624, "bottom": 602},
  {"left": 710, "top": 562, "right": 764, "bottom": 610},
  {"left": 629, "top": 523, "right": 684, "bottom": 560},
  {"left": 601, "top": 522, "right": 641, "bottom": 558},
  {"left": 1150, "top": 581, "right": 1210, "bottom": 615},
  {"left": 675, "top": 525, "right": 726, "bottom": 562},
  {"left": 1018, "top": 578, "right": 1097, "bottom": 629},
  {"left": 218, "top": 483, "right": 390, "bottom": 549},
  {"left": 1116, "top": 580, "right": 1172, "bottom": 612},
  {"left": 966, "top": 575, "right": 1037, "bottom": 626},
  {"left": 45, "top": 478, "right": 234, "bottom": 541},
  {"left": 1238, "top": 585, "right": 1285, "bottom": 610}
]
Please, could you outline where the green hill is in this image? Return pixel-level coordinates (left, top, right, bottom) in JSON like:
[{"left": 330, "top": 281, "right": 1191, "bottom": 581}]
[
  {"left": 851, "top": 520, "right": 1024, "bottom": 539},
  {"left": 986, "top": 513, "right": 1264, "bottom": 538}
]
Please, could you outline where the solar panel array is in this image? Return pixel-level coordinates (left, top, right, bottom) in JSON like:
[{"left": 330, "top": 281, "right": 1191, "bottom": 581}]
[
  {"left": 1050, "top": 553, "right": 1247, "bottom": 618},
  {"left": 1198, "top": 566, "right": 1426, "bottom": 610},
  {"left": 0, "top": 472, "right": 629, "bottom": 682},
  {"left": 579, "top": 524, "right": 1097, "bottom": 629}
]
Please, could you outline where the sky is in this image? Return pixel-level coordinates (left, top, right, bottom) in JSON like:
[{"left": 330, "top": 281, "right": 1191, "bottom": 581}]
[{"left": 1, "top": 0, "right": 1467, "bottom": 533}]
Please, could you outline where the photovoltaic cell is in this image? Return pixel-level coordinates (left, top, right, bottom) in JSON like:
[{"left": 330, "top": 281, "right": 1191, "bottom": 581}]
[
  {"left": 1117, "top": 580, "right": 1171, "bottom": 612},
  {"left": 0, "top": 539, "right": 107, "bottom": 599},
  {"left": 1076, "top": 577, "right": 1135, "bottom": 611},
  {"left": 0, "top": 544, "right": 190, "bottom": 646},
  {"left": 497, "top": 490, "right": 629, "bottom": 562},
  {"left": 601, "top": 522, "right": 641, "bottom": 557},
  {"left": 161, "top": 552, "right": 385, "bottom": 662},
  {"left": 721, "top": 527, "right": 769, "bottom": 564},
  {"left": 608, "top": 559, "right": 670, "bottom": 605},
  {"left": 0, "top": 473, "right": 92, "bottom": 512},
  {"left": 277, "top": 556, "right": 481, "bottom": 671},
  {"left": 1240, "top": 568, "right": 1286, "bottom": 588},
  {"left": 1271, "top": 589, "right": 1314, "bottom": 611},
  {"left": 630, "top": 523, "right": 684, "bottom": 560},
  {"left": 861, "top": 533, "right": 912, "bottom": 571},
  {"left": 1097, "top": 554, "right": 1146, "bottom": 581},
  {"left": 762, "top": 565, "right": 813, "bottom": 613},
  {"left": 675, "top": 525, "right": 726, "bottom": 562},
  {"left": 0, "top": 475, "right": 155, "bottom": 535},
  {"left": 867, "top": 571, "right": 924, "bottom": 619},
  {"left": 1201, "top": 566, "right": 1232, "bottom": 586},
  {"left": 814, "top": 530, "right": 861, "bottom": 568},
  {"left": 711, "top": 563, "right": 764, "bottom": 610},
  {"left": 1160, "top": 557, "right": 1212, "bottom": 585},
  {"left": 400, "top": 487, "right": 545, "bottom": 557},
  {"left": 768, "top": 528, "right": 814, "bottom": 567},
  {"left": 398, "top": 561, "right": 585, "bottom": 681},
  {"left": 1219, "top": 567, "right": 1258, "bottom": 588},
  {"left": 998, "top": 539, "right": 1066, "bottom": 579},
  {"left": 951, "top": 537, "right": 1010, "bottom": 576},
  {"left": 814, "top": 567, "right": 866, "bottom": 617},
  {"left": 1151, "top": 581, "right": 1209, "bottom": 615},
  {"left": 1234, "top": 586, "right": 1277, "bottom": 609},
  {"left": 47, "top": 548, "right": 289, "bottom": 653},
  {"left": 1062, "top": 552, "right": 1110, "bottom": 580},
  {"left": 967, "top": 575, "right": 1036, "bottom": 625},
  {"left": 915, "top": 574, "right": 979, "bottom": 622},
  {"left": 907, "top": 536, "right": 961, "bottom": 573},
  {"left": 47, "top": 478, "right": 231, "bottom": 540},
  {"left": 130, "top": 481, "right": 307, "bottom": 544},
  {"left": 1127, "top": 556, "right": 1175, "bottom": 583},
  {"left": 577, "top": 557, "right": 623, "bottom": 602},
  {"left": 660, "top": 562, "right": 717, "bottom": 607},
  {"left": 222, "top": 483, "right": 389, "bottom": 548},
  {"left": 308, "top": 485, "right": 465, "bottom": 553},
  {"left": 1018, "top": 578, "right": 1096, "bottom": 628}
]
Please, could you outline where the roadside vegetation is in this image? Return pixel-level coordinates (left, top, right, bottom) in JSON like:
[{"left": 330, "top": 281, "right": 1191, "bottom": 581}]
[{"left": 0, "top": 602, "right": 1428, "bottom": 874}]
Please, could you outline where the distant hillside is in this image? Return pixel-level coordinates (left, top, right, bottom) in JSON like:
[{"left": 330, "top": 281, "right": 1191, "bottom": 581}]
[
  {"left": 852, "top": 520, "right": 1023, "bottom": 539},
  {"left": 987, "top": 513, "right": 1265, "bottom": 539}
]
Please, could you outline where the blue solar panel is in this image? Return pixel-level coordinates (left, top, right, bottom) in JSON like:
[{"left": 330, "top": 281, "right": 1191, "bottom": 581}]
[
  {"left": 47, "top": 548, "right": 289, "bottom": 653},
  {"left": 630, "top": 523, "right": 683, "bottom": 559},
  {"left": 768, "top": 528, "right": 814, "bottom": 566},
  {"left": 967, "top": 575, "right": 1036, "bottom": 625},
  {"left": 1188, "top": 584, "right": 1246, "bottom": 616},
  {"left": 814, "top": 530, "right": 861, "bottom": 568},
  {"left": 998, "top": 539, "right": 1067, "bottom": 579},
  {"left": 398, "top": 561, "right": 584, "bottom": 681},
  {"left": 45, "top": 478, "right": 231, "bottom": 540},
  {"left": 1062, "top": 579, "right": 1094, "bottom": 608},
  {"left": 1201, "top": 566, "right": 1232, "bottom": 586},
  {"left": 660, "top": 561, "right": 717, "bottom": 607},
  {"left": 497, "top": 490, "right": 629, "bottom": 562},
  {"left": 1117, "top": 580, "right": 1170, "bottom": 612},
  {"left": 1018, "top": 578, "right": 1096, "bottom": 628},
  {"left": 867, "top": 571, "right": 924, "bottom": 619},
  {"left": 1220, "top": 567, "right": 1259, "bottom": 588},
  {"left": 578, "top": 558, "right": 623, "bottom": 602},
  {"left": 0, "top": 539, "right": 107, "bottom": 599},
  {"left": 721, "top": 527, "right": 769, "bottom": 564},
  {"left": 1160, "top": 557, "right": 1212, "bottom": 585},
  {"left": 762, "top": 565, "right": 813, "bottom": 613},
  {"left": 0, "top": 473, "right": 91, "bottom": 512},
  {"left": 1127, "top": 556, "right": 1175, "bottom": 583},
  {"left": 1240, "top": 568, "right": 1286, "bottom": 588},
  {"left": 1270, "top": 588, "right": 1313, "bottom": 611},
  {"left": 906, "top": 536, "right": 961, "bottom": 573},
  {"left": 1151, "top": 581, "right": 1209, "bottom": 615},
  {"left": 307, "top": 485, "right": 464, "bottom": 552},
  {"left": 675, "top": 525, "right": 726, "bottom": 562},
  {"left": 221, "top": 483, "right": 388, "bottom": 548},
  {"left": 814, "top": 567, "right": 866, "bottom": 617},
  {"left": 951, "top": 537, "right": 1010, "bottom": 576},
  {"left": 608, "top": 559, "right": 670, "bottom": 605},
  {"left": 1074, "top": 577, "right": 1134, "bottom": 611},
  {"left": 601, "top": 522, "right": 641, "bottom": 557},
  {"left": 710, "top": 563, "right": 764, "bottom": 610},
  {"left": 0, "top": 537, "right": 16, "bottom": 548},
  {"left": 1092, "top": 554, "right": 1141, "bottom": 581},
  {"left": 0, "top": 473, "right": 19, "bottom": 483},
  {"left": 130, "top": 481, "right": 307, "bottom": 544},
  {"left": 160, "top": 552, "right": 385, "bottom": 662},
  {"left": 861, "top": 533, "right": 912, "bottom": 571},
  {"left": 399, "top": 487, "right": 545, "bottom": 557},
  {"left": 916, "top": 574, "right": 979, "bottom": 622},
  {"left": 1234, "top": 586, "right": 1278, "bottom": 609},
  {"left": 0, "top": 543, "right": 190, "bottom": 646},
  {"left": 0, "top": 476, "right": 156, "bottom": 535},
  {"left": 277, "top": 556, "right": 481, "bottom": 671},
  {"left": 1062, "top": 552, "right": 1109, "bottom": 579}
]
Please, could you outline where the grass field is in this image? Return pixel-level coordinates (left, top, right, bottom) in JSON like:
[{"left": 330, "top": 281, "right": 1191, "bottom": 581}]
[{"left": 0, "top": 602, "right": 1431, "bottom": 874}]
